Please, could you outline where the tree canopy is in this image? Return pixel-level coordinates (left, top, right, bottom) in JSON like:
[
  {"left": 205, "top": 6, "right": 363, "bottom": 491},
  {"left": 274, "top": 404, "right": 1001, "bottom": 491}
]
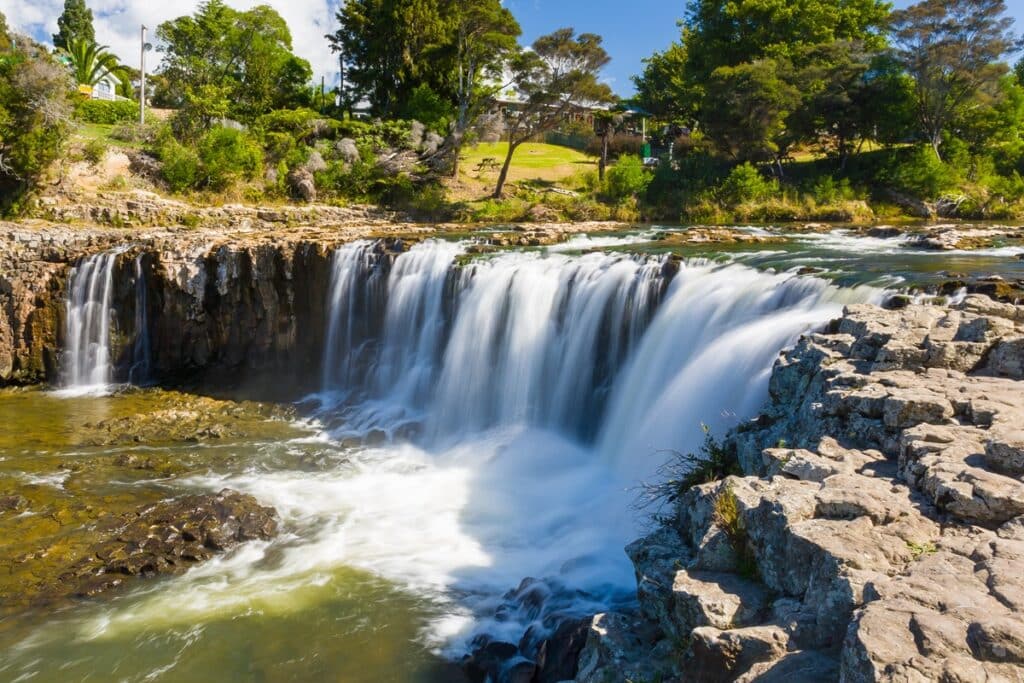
[
  {"left": 156, "top": 0, "right": 312, "bottom": 131},
  {"left": 328, "top": 0, "right": 453, "bottom": 117},
  {"left": 891, "top": 0, "right": 1020, "bottom": 159},
  {"left": 492, "top": 28, "right": 614, "bottom": 197},
  {"left": 53, "top": 0, "right": 95, "bottom": 52}
]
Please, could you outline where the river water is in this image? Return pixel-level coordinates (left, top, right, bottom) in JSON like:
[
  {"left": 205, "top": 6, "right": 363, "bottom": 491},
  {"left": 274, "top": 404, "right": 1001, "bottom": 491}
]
[{"left": 1, "top": 227, "right": 1021, "bottom": 681}]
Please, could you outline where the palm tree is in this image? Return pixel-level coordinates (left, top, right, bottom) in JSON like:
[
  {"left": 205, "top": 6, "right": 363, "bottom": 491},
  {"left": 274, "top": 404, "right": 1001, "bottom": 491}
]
[{"left": 61, "top": 37, "right": 126, "bottom": 87}]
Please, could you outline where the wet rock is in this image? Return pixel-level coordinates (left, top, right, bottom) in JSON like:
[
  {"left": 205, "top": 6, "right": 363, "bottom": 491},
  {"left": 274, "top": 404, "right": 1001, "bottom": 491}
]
[
  {"left": 529, "top": 617, "right": 590, "bottom": 683},
  {"left": 56, "top": 489, "right": 277, "bottom": 600}
]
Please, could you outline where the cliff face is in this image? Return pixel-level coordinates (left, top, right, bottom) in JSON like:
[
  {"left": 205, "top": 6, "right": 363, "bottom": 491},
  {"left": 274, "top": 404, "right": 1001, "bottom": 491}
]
[
  {"left": 0, "top": 223, "right": 411, "bottom": 392},
  {"left": 580, "top": 296, "right": 1024, "bottom": 682}
]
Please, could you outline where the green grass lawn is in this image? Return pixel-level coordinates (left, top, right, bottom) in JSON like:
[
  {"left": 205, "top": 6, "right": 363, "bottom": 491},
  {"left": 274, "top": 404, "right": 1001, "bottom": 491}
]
[
  {"left": 455, "top": 142, "right": 597, "bottom": 199},
  {"left": 73, "top": 122, "right": 137, "bottom": 149}
]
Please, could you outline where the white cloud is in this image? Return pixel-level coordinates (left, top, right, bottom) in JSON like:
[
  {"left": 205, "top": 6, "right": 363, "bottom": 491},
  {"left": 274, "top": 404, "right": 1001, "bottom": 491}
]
[{"left": 0, "top": 0, "right": 343, "bottom": 81}]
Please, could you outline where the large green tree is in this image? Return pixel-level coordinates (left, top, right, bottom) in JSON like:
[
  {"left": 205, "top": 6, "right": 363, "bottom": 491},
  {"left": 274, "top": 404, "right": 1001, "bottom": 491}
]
[
  {"left": 702, "top": 58, "right": 801, "bottom": 171},
  {"left": 156, "top": 0, "right": 312, "bottom": 131},
  {"left": 52, "top": 0, "right": 95, "bottom": 51},
  {"left": 680, "top": 0, "right": 890, "bottom": 83},
  {"left": 492, "top": 29, "right": 613, "bottom": 198},
  {"left": 633, "top": 39, "right": 697, "bottom": 123},
  {"left": 891, "top": 0, "right": 1019, "bottom": 159},
  {"left": 328, "top": 0, "right": 452, "bottom": 117}
]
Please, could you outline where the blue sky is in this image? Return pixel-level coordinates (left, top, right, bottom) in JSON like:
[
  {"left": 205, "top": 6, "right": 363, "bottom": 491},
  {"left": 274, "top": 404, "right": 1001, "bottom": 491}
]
[
  {"left": 2, "top": 0, "right": 1022, "bottom": 95},
  {"left": 507, "top": 0, "right": 1024, "bottom": 96}
]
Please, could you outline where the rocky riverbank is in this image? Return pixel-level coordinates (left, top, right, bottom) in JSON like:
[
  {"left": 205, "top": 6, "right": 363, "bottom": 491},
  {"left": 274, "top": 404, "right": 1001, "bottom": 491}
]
[{"left": 564, "top": 295, "right": 1024, "bottom": 682}]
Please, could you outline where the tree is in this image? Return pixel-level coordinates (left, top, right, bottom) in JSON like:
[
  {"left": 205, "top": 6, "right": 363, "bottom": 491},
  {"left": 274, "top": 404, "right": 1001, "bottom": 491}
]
[
  {"left": 62, "top": 38, "right": 126, "bottom": 87},
  {"left": 680, "top": 0, "right": 890, "bottom": 83},
  {"left": 633, "top": 39, "right": 699, "bottom": 124},
  {"left": 492, "top": 29, "right": 613, "bottom": 198},
  {"left": 327, "top": 0, "right": 452, "bottom": 117},
  {"left": 891, "top": 0, "right": 1019, "bottom": 160},
  {"left": 594, "top": 110, "right": 624, "bottom": 181},
  {"left": 1017, "top": 57, "right": 1024, "bottom": 86},
  {"left": 0, "top": 38, "right": 74, "bottom": 212},
  {"left": 442, "top": 0, "right": 520, "bottom": 177},
  {"left": 52, "top": 0, "right": 95, "bottom": 51},
  {"left": 701, "top": 59, "right": 801, "bottom": 173},
  {"left": 156, "top": 0, "right": 313, "bottom": 131}
]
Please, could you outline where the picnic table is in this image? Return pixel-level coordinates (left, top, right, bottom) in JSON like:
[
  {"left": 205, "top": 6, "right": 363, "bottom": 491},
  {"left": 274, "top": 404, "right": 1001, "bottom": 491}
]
[{"left": 475, "top": 157, "right": 500, "bottom": 172}]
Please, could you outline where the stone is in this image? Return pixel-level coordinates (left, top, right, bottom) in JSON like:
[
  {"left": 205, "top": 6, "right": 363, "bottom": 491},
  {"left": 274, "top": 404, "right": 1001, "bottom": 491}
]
[
  {"left": 55, "top": 489, "right": 277, "bottom": 601},
  {"left": 574, "top": 613, "right": 665, "bottom": 683},
  {"left": 672, "top": 570, "right": 772, "bottom": 634},
  {"left": 688, "top": 625, "right": 789, "bottom": 682}
]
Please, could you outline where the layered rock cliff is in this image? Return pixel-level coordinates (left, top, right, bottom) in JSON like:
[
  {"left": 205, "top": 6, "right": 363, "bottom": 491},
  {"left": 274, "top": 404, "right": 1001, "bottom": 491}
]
[
  {"left": 0, "top": 223, "right": 418, "bottom": 391},
  {"left": 579, "top": 296, "right": 1024, "bottom": 682}
]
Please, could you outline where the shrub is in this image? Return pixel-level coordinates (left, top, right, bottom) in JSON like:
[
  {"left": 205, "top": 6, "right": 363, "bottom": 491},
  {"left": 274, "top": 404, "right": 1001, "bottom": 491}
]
[
  {"left": 0, "top": 43, "right": 74, "bottom": 213},
  {"left": 809, "top": 175, "right": 857, "bottom": 204},
  {"left": 83, "top": 137, "right": 107, "bottom": 165},
  {"left": 110, "top": 122, "right": 159, "bottom": 144},
  {"left": 636, "top": 425, "right": 741, "bottom": 510},
  {"left": 159, "top": 139, "right": 201, "bottom": 193},
  {"left": 197, "top": 127, "right": 262, "bottom": 190},
  {"left": 400, "top": 84, "right": 452, "bottom": 133},
  {"left": 74, "top": 99, "right": 140, "bottom": 125},
  {"left": 881, "top": 146, "right": 959, "bottom": 199},
  {"left": 718, "top": 163, "right": 778, "bottom": 206},
  {"left": 605, "top": 155, "right": 652, "bottom": 201},
  {"left": 714, "top": 483, "right": 758, "bottom": 578}
]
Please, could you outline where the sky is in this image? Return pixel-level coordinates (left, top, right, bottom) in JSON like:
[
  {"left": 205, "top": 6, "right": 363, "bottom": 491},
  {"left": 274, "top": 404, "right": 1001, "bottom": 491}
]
[{"left": 1, "top": 0, "right": 1023, "bottom": 96}]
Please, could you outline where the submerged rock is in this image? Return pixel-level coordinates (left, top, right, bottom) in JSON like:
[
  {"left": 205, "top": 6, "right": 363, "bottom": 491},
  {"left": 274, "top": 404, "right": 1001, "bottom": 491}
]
[{"left": 54, "top": 489, "right": 277, "bottom": 601}]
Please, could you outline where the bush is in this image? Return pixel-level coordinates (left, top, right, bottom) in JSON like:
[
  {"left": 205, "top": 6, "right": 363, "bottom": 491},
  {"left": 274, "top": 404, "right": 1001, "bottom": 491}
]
[
  {"left": 605, "top": 155, "right": 652, "bottom": 201},
  {"left": 197, "top": 127, "right": 263, "bottom": 190},
  {"left": 809, "top": 175, "right": 857, "bottom": 204},
  {"left": 74, "top": 99, "right": 140, "bottom": 124},
  {"left": 881, "top": 146, "right": 959, "bottom": 199},
  {"left": 0, "top": 44, "right": 74, "bottom": 213},
  {"left": 83, "top": 138, "right": 107, "bottom": 165},
  {"left": 718, "top": 163, "right": 778, "bottom": 206},
  {"left": 400, "top": 84, "right": 452, "bottom": 133},
  {"left": 159, "top": 139, "right": 201, "bottom": 193}
]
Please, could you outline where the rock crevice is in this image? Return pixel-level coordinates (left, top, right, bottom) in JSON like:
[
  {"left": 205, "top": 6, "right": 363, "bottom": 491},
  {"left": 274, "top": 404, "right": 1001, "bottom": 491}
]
[{"left": 581, "top": 296, "right": 1024, "bottom": 682}]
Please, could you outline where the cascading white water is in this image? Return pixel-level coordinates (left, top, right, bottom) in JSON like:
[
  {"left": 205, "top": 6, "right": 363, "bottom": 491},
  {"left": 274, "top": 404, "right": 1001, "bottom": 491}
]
[
  {"left": 61, "top": 251, "right": 119, "bottom": 393},
  {"left": 73, "top": 241, "right": 882, "bottom": 658},
  {"left": 321, "top": 240, "right": 385, "bottom": 392}
]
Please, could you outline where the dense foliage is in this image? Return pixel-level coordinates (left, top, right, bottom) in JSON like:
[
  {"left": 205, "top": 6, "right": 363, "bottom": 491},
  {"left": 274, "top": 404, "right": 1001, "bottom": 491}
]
[
  {"left": 0, "top": 36, "right": 74, "bottom": 213},
  {"left": 74, "top": 99, "right": 139, "bottom": 124},
  {"left": 155, "top": 0, "right": 313, "bottom": 134},
  {"left": 631, "top": 0, "right": 1024, "bottom": 221}
]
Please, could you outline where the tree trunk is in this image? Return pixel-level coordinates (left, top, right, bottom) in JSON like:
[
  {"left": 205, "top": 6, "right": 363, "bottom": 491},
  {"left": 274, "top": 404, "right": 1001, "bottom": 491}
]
[
  {"left": 450, "top": 129, "right": 464, "bottom": 179},
  {"left": 493, "top": 141, "right": 518, "bottom": 199},
  {"left": 930, "top": 134, "right": 943, "bottom": 162},
  {"left": 599, "top": 133, "right": 609, "bottom": 182}
]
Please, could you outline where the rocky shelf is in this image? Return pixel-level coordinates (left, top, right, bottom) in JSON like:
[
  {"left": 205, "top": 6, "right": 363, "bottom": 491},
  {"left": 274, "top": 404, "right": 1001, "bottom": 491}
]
[{"left": 558, "top": 295, "right": 1024, "bottom": 682}]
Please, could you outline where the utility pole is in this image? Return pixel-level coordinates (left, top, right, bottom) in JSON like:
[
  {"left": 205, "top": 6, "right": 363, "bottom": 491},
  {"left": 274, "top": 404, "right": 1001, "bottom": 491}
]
[{"left": 139, "top": 25, "right": 147, "bottom": 125}]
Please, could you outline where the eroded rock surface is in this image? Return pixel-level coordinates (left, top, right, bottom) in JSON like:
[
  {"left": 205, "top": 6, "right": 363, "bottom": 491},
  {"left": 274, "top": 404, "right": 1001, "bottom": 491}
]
[
  {"left": 583, "top": 296, "right": 1024, "bottom": 682},
  {"left": 53, "top": 489, "right": 277, "bottom": 602}
]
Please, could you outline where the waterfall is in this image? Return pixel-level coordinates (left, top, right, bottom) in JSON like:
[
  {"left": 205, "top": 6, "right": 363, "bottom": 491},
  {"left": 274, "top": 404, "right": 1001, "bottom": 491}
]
[
  {"left": 320, "top": 241, "right": 387, "bottom": 393},
  {"left": 596, "top": 261, "right": 885, "bottom": 482},
  {"left": 129, "top": 254, "right": 152, "bottom": 385},
  {"left": 61, "top": 251, "right": 119, "bottom": 393},
  {"left": 319, "top": 241, "right": 667, "bottom": 440}
]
